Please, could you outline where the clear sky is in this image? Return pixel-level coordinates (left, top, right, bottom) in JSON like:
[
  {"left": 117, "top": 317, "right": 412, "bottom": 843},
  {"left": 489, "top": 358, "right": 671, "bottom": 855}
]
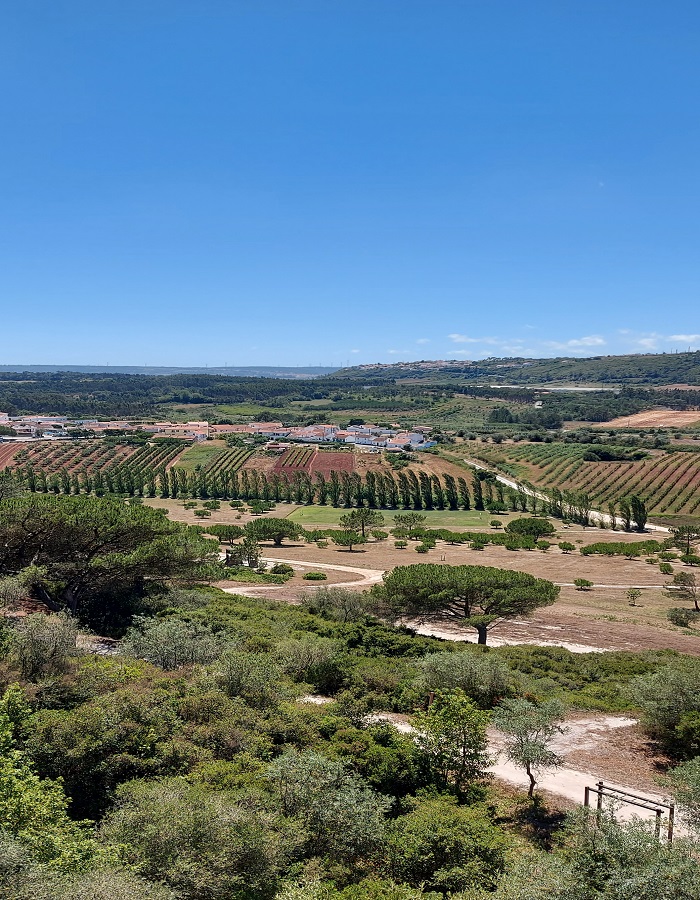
[{"left": 1, "top": 1, "right": 699, "bottom": 367}]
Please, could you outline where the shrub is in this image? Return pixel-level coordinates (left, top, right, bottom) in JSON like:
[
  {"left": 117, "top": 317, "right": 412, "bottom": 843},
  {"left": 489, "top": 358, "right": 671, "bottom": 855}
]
[
  {"left": 660, "top": 562, "right": 674, "bottom": 575},
  {"left": 316, "top": 540, "right": 329, "bottom": 549},
  {"left": 536, "top": 541, "right": 551, "bottom": 552},
  {"left": 667, "top": 608, "right": 700, "bottom": 628},
  {"left": 303, "top": 572, "right": 327, "bottom": 581},
  {"left": 559, "top": 542, "right": 575, "bottom": 553},
  {"left": 574, "top": 578, "right": 593, "bottom": 591},
  {"left": 394, "top": 540, "right": 408, "bottom": 549},
  {"left": 11, "top": 612, "right": 80, "bottom": 680},
  {"left": 490, "top": 520, "right": 502, "bottom": 529},
  {"left": 681, "top": 554, "right": 700, "bottom": 567},
  {"left": 270, "top": 563, "right": 295, "bottom": 576},
  {"left": 415, "top": 544, "right": 430, "bottom": 553},
  {"left": 121, "top": 617, "right": 230, "bottom": 670}
]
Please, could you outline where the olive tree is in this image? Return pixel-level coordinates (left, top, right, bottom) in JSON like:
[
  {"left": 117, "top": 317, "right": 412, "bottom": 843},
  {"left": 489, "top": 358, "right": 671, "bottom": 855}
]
[{"left": 492, "top": 698, "right": 566, "bottom": 798}]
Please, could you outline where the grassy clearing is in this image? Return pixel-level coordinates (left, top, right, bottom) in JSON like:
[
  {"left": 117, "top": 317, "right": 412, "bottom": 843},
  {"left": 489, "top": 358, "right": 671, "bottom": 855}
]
[
  {"left": 285, "top": 505, "right": 497, "bottom": 527},
  {"left": 174, "top": 440, "right": 227, "bottom": 472}
]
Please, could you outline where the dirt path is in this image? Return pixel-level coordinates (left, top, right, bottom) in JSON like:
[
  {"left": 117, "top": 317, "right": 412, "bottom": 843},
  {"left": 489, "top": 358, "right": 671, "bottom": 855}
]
[
  {"left": 465, "top": 458, "right": 670, "bottom": 534},
  {"left": 363, "top": 706, "right": 676, "bottom": 825},
  {"left": 221, "top": 556, "right": 384, "bottom": 598}
]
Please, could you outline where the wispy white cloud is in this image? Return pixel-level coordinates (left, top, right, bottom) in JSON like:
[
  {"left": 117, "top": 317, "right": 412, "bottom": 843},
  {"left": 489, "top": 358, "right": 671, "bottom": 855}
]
[
  {"left": 448, "top": 333, "right": 499, "bottom": 345},
  {"left": 544, "top": 335, "right": 606, "bottom": 351},
  {"left": 668, "top": 334, "right": 700, "bottom": 344},
  {"left": 387, "top": 349, "right": 409, "bottom": 355},
  {"left": 350, "top": 348, "right": 360, "bottom": 354},
  {"left": 415, "top": 338, "right": 430, "bottom": 345}
]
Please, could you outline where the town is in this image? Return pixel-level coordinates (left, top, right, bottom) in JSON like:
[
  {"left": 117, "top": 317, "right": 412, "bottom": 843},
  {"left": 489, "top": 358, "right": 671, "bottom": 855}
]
[{"left": 0, "top": 412, "right": 437, "bottom": 450}]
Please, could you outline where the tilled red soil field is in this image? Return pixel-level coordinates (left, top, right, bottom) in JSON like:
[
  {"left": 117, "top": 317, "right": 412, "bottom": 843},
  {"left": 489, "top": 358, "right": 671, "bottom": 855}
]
[{"left": 273, "top": 448, "right": 355, "bottom": 477}]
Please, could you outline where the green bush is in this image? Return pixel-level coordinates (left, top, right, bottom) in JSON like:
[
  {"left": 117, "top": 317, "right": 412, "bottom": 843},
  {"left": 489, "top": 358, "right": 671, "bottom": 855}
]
[{"left": 303, "top": 572, "right": 328, "bottom": 581}]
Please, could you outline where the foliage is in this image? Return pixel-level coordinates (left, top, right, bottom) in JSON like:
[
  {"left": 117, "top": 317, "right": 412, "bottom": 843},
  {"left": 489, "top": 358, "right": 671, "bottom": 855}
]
[
  {"left": 0, "top": 496, "right": 218, "bottom": 632},
  {"left": 0, "top": 686, "right": 99, "bottom": 873},
  {"left": 266, "top": 749, "right": 390, "bottom": 863},
  {"left": 415, "top": 649, "right": 513, "bottom": 708},
  {"left": 9, "top": 613, "right": 80, "bottom": 680},
  {"left": 121, "top": 616, "right": 231, "bottom": 670},
  {"left": 101, "top": 778, "right": 288, "bottom": 900},
  {"left": 630, "top": 659, "right": 700, "bottom": 756},
  {"left": 412, "top": 690, "right": 491, "bottom": 793},
  {"left": 492, "top": 698, "right": 566, "bottom": 798},
  {"left": 386, "top": 794, "right": 507, "bottom": 892},
  {"left": 372, "top": 564, "right": 559, "bottom": 645}
]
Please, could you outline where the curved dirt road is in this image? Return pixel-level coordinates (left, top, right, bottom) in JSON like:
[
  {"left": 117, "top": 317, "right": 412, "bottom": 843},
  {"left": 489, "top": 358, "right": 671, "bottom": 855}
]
[{"left": 221, "top": 556, "right": 384, "bottom": 597}]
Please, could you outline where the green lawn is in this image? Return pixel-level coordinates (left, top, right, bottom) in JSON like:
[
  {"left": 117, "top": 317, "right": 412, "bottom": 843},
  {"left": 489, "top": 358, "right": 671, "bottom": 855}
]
[{"left": 285, "top": 505, "right": 498, "bottom": 528}]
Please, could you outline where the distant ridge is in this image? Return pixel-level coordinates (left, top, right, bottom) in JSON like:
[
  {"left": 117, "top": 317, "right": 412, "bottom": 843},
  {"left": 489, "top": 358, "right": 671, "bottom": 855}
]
[
  {"left": 336, "top": 350, "right": 700, "bottom": 386},
  {"left": 0, "top": 364, "right": 338, "bottom": 379}
]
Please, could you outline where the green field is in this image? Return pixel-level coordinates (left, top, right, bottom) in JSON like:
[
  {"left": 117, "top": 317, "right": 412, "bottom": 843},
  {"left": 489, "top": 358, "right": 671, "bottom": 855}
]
[
  {"left": 285, "top": 505, "right": 498, "bottom": 528},
  {"left": 174, "top": 440, "right": 227, "bottom": 472}
]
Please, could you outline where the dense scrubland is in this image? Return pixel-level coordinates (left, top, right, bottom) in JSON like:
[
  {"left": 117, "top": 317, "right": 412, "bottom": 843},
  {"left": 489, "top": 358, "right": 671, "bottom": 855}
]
[{"left": 2, "top": 491, "right": 700, "bottom": 899}]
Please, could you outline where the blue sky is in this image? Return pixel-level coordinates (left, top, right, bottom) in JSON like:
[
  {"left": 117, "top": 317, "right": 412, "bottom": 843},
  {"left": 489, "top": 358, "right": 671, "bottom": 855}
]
[{"left": 1, "top": 1, "right": 699, "bottom": 367}]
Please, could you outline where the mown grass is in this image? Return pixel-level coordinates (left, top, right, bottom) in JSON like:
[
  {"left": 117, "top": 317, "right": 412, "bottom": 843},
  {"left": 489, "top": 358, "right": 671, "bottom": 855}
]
[{"left": 285, "top": 505, "right": 498, "bottom": 527}]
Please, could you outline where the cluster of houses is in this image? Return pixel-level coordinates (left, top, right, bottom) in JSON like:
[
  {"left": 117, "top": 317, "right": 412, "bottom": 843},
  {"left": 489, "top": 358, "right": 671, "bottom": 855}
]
[
  {"left": 207, "top": 422, "right": 437, "bottom": 451},
  {"left": 0, "top": 414, "right": 436, "bottom": 451}
]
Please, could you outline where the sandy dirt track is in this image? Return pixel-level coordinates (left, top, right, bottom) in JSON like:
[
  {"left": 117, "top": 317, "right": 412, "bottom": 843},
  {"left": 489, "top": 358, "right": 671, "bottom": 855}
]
[{"left": 303, "top": 699, "right": 678, "bottom": 828}]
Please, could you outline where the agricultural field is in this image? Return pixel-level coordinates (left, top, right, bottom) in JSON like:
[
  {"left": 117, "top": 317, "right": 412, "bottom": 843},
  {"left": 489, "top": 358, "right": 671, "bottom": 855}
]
[
  {"left": 452, "top": 441, "right": 700, "bottom": 518},
  {"left": 605, "top": 409, "right": 700, "bottom": 428},
  {"left": 7, "top": 439, "right": 184, "bottom": 477},
  {"left": 0, "top": 442, "right": 20, "bottom": 467},
  {"left": 273, "top": 446, "right": 355, "bottom": 476}
]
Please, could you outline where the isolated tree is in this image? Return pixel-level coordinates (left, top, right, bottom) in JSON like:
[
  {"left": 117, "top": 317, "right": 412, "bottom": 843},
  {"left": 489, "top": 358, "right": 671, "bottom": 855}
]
[
  {"left": 669, "top": 571, "right": 699, "bottom": 611},
  {"left": 339, "top": 508, "right": 385, "bottom": 537},
  {"left": 673, "top": 526, "right": 700, "bottom": 557},
  {"left": 372, "top": 563, "right": 559, "bottom": 645},
  {"left": 245, "top": 517, "right": 303, "bottom": 547},
  {"left": 626, "top": 588, "right": 642, "bottom": 606},
  {"left": 505, "top": 517, "right": 555, "bottom": 541},
  {"left": 492, "top": 698, "right": 566, "bottom": 798},
  {"left": 226, "top": 535, "right": 261, "bottom": 568},
  {"left": 412, "top": 689, "right": 491, "bottom": 794},
  {"left": 331, "top": 529, "right": 366, "bottom": 551},
  {"left": 630, "top": 494, "right": 648, "bottom": 532},
  {"left": 606, "top": 499, "right": 618, "bottom": 530},
  {"left": 393, "top": 512, "right": 427, "bottom": 539}
]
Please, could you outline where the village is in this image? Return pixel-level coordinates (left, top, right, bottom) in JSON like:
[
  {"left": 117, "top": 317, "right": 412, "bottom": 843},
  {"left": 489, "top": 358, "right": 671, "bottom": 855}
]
[{"left": 0, "top": 412, "right": 437, "bottom": 451}]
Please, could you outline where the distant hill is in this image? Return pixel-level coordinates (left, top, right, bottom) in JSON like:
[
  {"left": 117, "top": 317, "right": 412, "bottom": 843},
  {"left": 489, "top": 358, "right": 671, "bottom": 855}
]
[
  {"left": 337, "top": 351, "right": 700, "bottom": 386},
  {"left": 0, "top": 364, "right": 338, "bottom": 378}
]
